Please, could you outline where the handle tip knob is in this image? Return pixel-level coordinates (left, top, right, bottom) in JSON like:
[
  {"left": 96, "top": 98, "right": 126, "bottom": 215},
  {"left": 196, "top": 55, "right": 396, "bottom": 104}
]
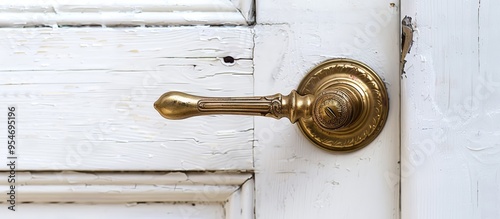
[{"left": 154, "top": 91, "right": 200, "bottom": 120}]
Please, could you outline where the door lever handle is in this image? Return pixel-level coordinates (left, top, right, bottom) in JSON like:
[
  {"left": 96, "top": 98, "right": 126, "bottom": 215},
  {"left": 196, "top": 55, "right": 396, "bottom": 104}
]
[
  {"left": 154, "top": 90, "right": 314, "bottom": 123},
  {"left": 154, "top": 59, "right": 389, "bottom": 151}
]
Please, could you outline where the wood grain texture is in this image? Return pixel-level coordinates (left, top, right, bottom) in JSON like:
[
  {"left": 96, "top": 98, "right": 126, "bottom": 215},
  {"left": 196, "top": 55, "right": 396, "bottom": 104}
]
[
  {"left": 0, "top": 27, "right": 254, "bottom": 171},
  {"left": 254, "top": 0, "right": 400, "bottom": 218},
  {"left": 402, "top": 0, "right": 500, "bottom": 218},
  {"left": 0, "top": 0, "right": 250, "bottom": 26}
]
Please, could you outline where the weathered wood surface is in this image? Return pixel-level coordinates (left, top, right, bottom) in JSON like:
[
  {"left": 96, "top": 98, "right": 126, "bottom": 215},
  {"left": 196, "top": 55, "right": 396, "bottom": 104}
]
[{"left": 0, "top": 27, "right": 254, "bottom": 171}]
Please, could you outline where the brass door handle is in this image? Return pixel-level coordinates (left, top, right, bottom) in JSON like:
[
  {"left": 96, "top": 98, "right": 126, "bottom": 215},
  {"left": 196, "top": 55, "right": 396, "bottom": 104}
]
[{"left": 154, "top": 59, "right": 389, "bottom": 151}]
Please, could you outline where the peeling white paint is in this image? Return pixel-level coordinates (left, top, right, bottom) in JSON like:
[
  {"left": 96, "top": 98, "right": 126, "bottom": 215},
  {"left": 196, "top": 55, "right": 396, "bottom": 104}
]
[{"left": 0, "top": 27, "right": 255, "bottom": 171}]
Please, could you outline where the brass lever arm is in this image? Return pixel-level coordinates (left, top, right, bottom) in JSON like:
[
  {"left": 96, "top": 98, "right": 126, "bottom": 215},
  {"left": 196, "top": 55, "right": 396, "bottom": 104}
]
[
  {"left": 154, "top": 59, "right": 389, "bottom": 152},
  {"left": 154, "top": 91, "right": 314, "bottom": 123}
]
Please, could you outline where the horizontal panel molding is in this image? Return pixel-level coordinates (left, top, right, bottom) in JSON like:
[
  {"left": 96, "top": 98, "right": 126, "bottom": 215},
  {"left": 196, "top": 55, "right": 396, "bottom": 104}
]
[
  {"left": 0, "top": 172, "right": 253, "bottom": 203},
  {"left": 0, "top": 0, "right": 255, "bottom": 27}
]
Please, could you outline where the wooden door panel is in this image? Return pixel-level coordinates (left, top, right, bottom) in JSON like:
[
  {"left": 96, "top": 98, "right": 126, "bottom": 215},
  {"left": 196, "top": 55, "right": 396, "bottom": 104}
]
[
  {"left": 0, "top": 1, "right": 257, "bottom": 217},
  {"left": 0, "top": 27, "right": 254, "bottom": 171}
]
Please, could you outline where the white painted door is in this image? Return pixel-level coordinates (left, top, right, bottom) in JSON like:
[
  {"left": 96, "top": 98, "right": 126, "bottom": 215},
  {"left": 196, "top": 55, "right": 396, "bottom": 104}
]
[
  {"left": 402, "top": 0, "right": 500, "bottom": 218},
  {"left": 0, "top": 0, "right": 400, "bottom": 218}
]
